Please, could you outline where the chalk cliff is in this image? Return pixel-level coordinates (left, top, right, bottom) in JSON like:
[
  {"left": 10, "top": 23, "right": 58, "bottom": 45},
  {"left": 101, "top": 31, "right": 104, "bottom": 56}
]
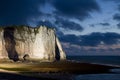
[{"left": 0, "top": 26, "right": 66, "bottom": 62}]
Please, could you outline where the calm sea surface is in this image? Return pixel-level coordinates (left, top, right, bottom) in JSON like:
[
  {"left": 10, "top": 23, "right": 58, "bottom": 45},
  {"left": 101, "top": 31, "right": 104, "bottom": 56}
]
[
  {"left": 67, "top": 56, "right": 120, "bottom": 65},
  {"left": 67, "top": 56, "right": 120, "bottom": 80}
]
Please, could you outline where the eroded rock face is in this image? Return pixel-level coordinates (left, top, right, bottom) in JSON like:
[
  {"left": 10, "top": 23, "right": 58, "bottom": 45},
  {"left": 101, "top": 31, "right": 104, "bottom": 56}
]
[{"left": 0, "top": 26, "right": 66, "bottom": 62}]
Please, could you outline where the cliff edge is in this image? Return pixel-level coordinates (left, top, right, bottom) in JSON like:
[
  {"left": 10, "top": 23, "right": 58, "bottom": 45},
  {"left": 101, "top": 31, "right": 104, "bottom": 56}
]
[{"left": 0, "top": 26, "right": 66, "bottom": 62}]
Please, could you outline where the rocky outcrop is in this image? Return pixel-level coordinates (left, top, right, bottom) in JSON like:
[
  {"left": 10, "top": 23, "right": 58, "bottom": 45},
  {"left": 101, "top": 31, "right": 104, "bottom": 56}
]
[{"left": 0, "top": 26, "right": 66, "bottom": 62}]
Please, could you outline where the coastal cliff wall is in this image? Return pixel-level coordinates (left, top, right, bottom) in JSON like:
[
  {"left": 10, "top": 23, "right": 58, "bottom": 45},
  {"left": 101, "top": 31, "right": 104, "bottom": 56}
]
[{"left": 0, "top": 26, "right": 66, "bottom": 62}]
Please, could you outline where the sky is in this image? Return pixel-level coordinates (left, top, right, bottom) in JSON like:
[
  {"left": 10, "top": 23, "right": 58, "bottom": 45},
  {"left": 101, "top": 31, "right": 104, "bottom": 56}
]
[{"left": 0, "top": 0, "right": 120, "bottom": 56}]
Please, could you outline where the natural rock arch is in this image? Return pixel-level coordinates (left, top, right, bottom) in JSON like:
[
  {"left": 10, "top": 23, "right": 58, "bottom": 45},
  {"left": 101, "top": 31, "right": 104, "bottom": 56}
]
[{"left": 0, "top": 26, "right": 66, "bottom": 62}]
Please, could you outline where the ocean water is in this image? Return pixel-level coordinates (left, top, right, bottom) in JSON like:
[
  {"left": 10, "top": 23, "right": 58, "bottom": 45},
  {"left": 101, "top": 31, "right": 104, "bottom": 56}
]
[
  {"left": 67, "top": 56, "right": 120, "bottom": 80},
  {"left": 67, "top": 56, "right": 120, "bottom": 65}
]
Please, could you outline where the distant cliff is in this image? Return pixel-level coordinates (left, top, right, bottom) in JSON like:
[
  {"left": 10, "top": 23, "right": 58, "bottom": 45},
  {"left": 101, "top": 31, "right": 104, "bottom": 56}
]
[{"left": 0, "top": 26, "right": 66, "bottom": 62}]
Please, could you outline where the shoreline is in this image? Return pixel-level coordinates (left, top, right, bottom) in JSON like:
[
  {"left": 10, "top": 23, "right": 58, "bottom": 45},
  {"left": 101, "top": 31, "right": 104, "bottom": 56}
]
[
  {"left": 0, "top": 60, "right": 119, "bottom": 73},
  {"left": 0, "top": 60, "right": 120, "bottom": 80}
]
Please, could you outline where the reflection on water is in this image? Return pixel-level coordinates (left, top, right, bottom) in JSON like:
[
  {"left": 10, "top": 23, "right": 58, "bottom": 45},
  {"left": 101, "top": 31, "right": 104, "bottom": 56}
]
[
  {"left": 75, "top": 74, "right": 120, "bottom": 80},
  {"left": 32, "top": 73, "right": 76, "bottom": 80},
  {"left": 38, "top": 72, "right": 120, "bottom": 80},
  {"left": 110, "top": 69, "right": 120, "bottom": 73},
  {"left": 0, "top": 72, "right": 74, "bottom": 80},
  {"left": 0, "top": 72, "right": 120, "bottom": 80}
]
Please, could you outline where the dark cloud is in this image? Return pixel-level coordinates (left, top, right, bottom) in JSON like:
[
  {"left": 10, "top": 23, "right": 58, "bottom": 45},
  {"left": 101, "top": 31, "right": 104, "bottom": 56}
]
[
  {"left": 80, "top": 33, "right": 120, "bottom": 46},
  {"left": 117, "top": 23, "right": 120, "bottom": 28},
  {"left": 115, "top": 48, "right": 120, "bottom": 50},
  {"left": 89, "top": 22, "right": 110, "bottom": 28},
  {"left": 36, "top": 17, "right": 84, "bottom": 32},
  {"left": 99, "top": 23, "right": 110, "bottom": 26},
  {"left": 88, "top": 48, "right": 97, "bottom": 51},
  {"left": 113, "top": 13, "right": 120, "bottom": 21},
  {"left": 37, "top": 20, "right": 55, "bottom": 28},
  {"left": 0, "top": 0, "right": 46, "bottom": 26},
  {"left": 52, "top": 0, "right": 100, "bottom": 20},
  {"left": 89, "top": 24, "right": 95, "bottom": 27},
  {"left": 56, "top": 30, "right": 64, "bottom": 37},
  {"left": 108, "top": 48, "right": 120, "bottom": 51},
  {"left": 59, "top": 32, "right": 120, "bottom": 46},
  {"left": 0, "top": 0, "right": 100, "bottom": 30},
  {"left": 108, "top": 48, "right": 114, "bottom": 51},
  {"left": 55, "top": 17, "right": 83, "bottom": 31},
  {"left": 118, "top": 5, "right": 120, "bottom": 11},
  {"left": 60, "top": 34, "right": 79, "bottom": 44},
  {"left": 104, "top": 0, "right": 120, "bottom": 3}
]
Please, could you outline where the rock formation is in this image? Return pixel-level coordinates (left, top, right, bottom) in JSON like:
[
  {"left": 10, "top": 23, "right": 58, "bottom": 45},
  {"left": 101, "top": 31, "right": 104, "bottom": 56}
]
[{"left": 0, "top": 26, "right": 66, "bottom": 62}]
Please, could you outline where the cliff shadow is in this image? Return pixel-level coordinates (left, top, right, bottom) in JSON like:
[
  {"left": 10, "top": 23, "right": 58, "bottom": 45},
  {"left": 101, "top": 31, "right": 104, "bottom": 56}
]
[
  {"left": 3, "top": 27, "right": 19, "bottom": 61},
  {"left": 55, "top": 43, "right": 60, "bottom": 61}
]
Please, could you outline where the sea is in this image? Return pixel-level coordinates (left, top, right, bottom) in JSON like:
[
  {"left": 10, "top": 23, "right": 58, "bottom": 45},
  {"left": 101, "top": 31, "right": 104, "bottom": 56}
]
[{"left": 67, "top": 56, "right": 120, "bottom": 80}]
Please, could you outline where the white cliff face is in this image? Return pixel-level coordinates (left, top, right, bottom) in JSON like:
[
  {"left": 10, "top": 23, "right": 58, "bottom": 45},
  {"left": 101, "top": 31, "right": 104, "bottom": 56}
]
[
  {"left": 0, "top": 26, "right": 66, "bottom": 61},
  {"left": 0, "top": 30, "right": 8, "bottom": 58},
  {"left": 0, "top": 30, "right": 3, "bottom": 58},
  {"left": 56, "top": 37, "right": 66, "bottom": 60}
]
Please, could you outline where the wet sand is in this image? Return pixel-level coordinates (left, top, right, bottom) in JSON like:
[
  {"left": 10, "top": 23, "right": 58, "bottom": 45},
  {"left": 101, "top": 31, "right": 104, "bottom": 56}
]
[
  {"left": 0, "top": 60, "right": 119, "bottom": 80},
  {"left": 0, "top": 61, "right": 118, "bottom": 73}
]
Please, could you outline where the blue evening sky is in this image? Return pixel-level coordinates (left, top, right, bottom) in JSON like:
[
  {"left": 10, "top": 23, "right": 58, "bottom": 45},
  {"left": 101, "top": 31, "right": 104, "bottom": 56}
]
[{"left": 0, "top": 0, "right": 120, "bottom": 56}]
